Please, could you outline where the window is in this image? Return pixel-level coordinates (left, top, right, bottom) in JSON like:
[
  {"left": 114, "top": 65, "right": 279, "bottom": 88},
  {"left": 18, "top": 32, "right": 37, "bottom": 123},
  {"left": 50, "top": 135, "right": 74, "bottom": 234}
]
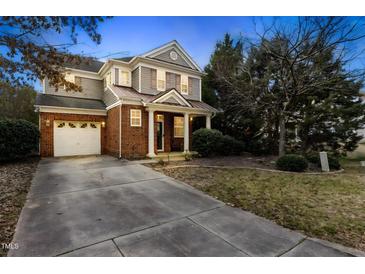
[
  {"left": 174, "top": 117, "right": 184, "bottom": 138},
  {"left": 130, "top": 109, "right": 142, "bottom": 127},
  {"left": 157, "top": 69, "right": 166, "bottom": 91},
  {"left": 120, "top": 70, "right": 130, "bottom": 86},
  {"left": 181, "top": 75, "right": 188, "bottom": 94}
]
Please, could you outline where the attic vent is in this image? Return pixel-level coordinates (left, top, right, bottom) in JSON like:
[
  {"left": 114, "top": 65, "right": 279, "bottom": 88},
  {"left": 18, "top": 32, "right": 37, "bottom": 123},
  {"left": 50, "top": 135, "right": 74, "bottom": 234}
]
[{"left": 170, "top": 51, "right": 178, "bottom": 61}]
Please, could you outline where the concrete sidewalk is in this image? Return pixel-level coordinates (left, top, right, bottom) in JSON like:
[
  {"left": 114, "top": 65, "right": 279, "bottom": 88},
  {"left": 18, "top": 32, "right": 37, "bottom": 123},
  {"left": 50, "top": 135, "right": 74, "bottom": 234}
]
[{"left": 8, "top": 156, "right": 364, "bottom": 257}]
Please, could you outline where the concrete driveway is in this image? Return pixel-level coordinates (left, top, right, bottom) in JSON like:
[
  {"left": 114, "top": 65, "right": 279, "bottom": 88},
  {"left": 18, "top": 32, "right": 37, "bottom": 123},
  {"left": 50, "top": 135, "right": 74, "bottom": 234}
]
[{"left": 8, "top": 156, "right": 363, "bottom": 257}]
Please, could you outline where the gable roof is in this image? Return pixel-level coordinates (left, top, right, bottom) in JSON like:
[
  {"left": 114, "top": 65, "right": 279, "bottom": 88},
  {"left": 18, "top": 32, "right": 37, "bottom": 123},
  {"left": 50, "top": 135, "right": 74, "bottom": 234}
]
[
  {"left": 152, "top": 88, "right": 192, "bottom": 107},
  {"left": 141, "top": 40, "right": 202, "bottom": 72}
]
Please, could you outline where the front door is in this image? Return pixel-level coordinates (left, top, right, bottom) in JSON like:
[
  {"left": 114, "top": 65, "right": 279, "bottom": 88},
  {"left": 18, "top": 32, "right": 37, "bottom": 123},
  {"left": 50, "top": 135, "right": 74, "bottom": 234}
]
[{"left": 157, "top": 120, "right": 164, "bottom": 151}]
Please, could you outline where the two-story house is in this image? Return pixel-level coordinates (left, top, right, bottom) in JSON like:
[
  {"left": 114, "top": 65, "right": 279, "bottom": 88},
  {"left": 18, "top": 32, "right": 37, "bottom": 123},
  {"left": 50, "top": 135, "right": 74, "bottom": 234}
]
[{"left": 35, "top": 40, "right": 217, "bottom": 159}]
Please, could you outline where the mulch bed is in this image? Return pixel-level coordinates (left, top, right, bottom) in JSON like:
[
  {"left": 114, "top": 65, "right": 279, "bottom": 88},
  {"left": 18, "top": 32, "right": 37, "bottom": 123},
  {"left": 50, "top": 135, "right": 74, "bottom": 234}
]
[{"left": 0, "top": 157, "right": 39, "bottom": 256}]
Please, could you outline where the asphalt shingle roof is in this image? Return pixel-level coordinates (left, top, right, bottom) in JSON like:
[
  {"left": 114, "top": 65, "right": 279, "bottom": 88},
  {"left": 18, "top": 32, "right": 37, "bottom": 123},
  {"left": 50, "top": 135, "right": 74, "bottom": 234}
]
[
  {"left": 114, "top": 57, "right": 134, "bottom": 62},
  {"left": 63, "top": 58, "right": 104, "bottom": 73},
  {"left": 35, "top": 94, "right": 106, "bottom": 110},
  {"left": 110, "top": 85, "right": 217, "bottom": 112}
]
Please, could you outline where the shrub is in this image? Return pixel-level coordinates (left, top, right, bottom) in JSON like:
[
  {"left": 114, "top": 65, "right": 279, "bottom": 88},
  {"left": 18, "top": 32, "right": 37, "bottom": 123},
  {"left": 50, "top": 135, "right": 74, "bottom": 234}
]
[
  {"left": 0, "top": 119, "right": 39, "bottom": 161},
  {"left": 276, "top": 154, "right": 308, "bottom": 172},
  {"left": 192, "top": 128, "right": 245, "bottom": 157},
  {"left": 217, "top": 135, "right": 245, "bottom": 156},
  {"left": 192, "top": 128, "right": 223, "bottom": 157}
]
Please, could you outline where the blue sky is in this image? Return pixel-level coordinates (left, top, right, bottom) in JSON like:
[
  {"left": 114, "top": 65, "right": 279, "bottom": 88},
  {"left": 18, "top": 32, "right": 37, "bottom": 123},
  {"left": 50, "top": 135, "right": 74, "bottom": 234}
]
[
  {"left": 63, "top": 17, "right": 259, "bottom": 66},
  {"left": 3, "top": 16, "right": 365, "bottom": 90}
]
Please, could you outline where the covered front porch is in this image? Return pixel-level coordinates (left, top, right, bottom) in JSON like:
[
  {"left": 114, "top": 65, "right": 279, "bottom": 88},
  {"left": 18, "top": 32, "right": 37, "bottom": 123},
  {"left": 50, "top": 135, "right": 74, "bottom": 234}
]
[{"left": 145, "top": 106, "right": 212, "bottom": 158}]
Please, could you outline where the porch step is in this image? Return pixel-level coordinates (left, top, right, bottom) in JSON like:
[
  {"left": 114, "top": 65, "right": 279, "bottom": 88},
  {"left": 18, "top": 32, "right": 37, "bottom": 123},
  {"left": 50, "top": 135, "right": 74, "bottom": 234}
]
[{"left": 153, "top": 152, "right": 197, "bottom": 162}]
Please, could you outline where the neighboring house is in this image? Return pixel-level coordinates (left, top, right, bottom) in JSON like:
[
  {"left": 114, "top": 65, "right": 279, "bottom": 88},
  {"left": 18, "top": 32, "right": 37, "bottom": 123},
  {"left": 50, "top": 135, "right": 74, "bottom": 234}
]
[{"left": 35, "top": 40, "right": 216, "bottom": 158}]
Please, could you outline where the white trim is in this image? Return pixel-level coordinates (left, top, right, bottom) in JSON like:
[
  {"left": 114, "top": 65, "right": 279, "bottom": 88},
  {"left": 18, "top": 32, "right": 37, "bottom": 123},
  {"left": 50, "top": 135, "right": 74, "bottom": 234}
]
[
  {"left": 147, "top": 110, "right": 156, "bottom": 158},
  {"left": 141, "top": 41, "right": 202, "bottom": 72},
  {"left": 152, "top": 89, "right": 192, "bottom": 107},
  {"left": 37, "top": 106, "right": 107, "bottom": 116},
  {"left": 64, "top": 68, "right": 102, "bottom": 80},
  {"left": 106, "top": 100, "right": 122, "bottom": 110},
  {"left": 183, "top": 113, "right": 190, "bottom": 152},
  {"left": 138, "top": 66, "right": 142, "bottom": 93},
  {"left": 130, "top": 109, "right": 142, "bottom": 127},
  {"left": 145, "top": 103, "right": 212, "bottom": 115}
]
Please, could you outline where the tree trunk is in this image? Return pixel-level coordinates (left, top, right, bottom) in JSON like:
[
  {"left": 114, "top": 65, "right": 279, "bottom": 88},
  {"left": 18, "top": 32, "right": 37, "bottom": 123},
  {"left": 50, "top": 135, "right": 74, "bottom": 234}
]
[{"left": 278, "top": 117, "right": 286, "bottom": 157}]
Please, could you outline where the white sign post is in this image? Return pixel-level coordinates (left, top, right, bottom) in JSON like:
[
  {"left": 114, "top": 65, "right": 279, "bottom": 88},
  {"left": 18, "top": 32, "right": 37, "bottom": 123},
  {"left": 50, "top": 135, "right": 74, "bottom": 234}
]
[{"left": 320, "top": 151, "right": 330, "bottom": 172}]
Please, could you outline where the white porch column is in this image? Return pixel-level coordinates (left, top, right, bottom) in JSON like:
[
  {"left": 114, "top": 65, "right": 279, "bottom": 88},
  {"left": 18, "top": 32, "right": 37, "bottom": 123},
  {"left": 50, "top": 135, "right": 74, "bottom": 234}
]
[
  {"left": 184, "top": 113, "right": 190, "bottom": 153},
  {"left": 147, "top": 109, "right": 156, "bottom": 158},
  {"left": 206, "top": 115, "right": 211, "bottom": 129}
]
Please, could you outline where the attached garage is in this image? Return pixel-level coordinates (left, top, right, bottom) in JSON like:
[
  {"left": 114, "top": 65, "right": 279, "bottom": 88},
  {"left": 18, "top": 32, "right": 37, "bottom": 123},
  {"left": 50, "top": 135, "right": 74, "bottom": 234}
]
[{"left": 54, "top": 121, "right": 101, "bottom": 157}]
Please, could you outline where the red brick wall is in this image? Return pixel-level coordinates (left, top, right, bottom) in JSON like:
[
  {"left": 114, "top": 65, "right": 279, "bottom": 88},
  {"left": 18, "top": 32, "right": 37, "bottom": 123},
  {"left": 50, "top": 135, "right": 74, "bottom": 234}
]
[
  {"left": 40, "top": 107, "right": 193, "bottom": 158},
  {"left": 120, "top": 105, "right": 148, "bottom": 159},
  {"left": 39, "top": 112, "right": 106, "bottom": 157},
  {"left": 105, "top": 107, "right": 120, "bottom": 157}
]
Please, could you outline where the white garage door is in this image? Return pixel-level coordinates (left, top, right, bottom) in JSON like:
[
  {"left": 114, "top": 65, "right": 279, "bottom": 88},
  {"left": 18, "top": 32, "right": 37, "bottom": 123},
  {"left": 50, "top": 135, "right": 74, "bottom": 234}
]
[{"left": 54, "top": 121, "right": 101, "bottom": 157}]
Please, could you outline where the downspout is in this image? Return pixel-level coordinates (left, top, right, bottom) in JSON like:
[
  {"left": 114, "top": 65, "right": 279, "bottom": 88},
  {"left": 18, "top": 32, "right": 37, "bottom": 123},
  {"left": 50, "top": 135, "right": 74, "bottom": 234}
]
[{"left": 119, "top": 100, "right": 122, "bottom": 159}]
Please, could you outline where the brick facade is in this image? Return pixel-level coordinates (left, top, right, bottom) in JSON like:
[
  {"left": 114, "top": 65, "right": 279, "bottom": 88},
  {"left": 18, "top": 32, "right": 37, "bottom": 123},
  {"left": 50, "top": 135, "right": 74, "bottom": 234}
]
[
  {"left": 39, "top": 105, "right": 193, "bottom": 159},
  {"left": 120, "top": 105, "right": 149, "bottom": 159},
  {"left": 39, "top": 112, "right": 106, "bottom": 157}
]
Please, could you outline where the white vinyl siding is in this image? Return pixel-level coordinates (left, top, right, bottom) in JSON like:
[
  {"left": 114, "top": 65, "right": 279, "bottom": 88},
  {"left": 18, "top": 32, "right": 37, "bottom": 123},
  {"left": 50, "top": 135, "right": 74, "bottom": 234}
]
[
  {"left": 157, "top": 69, "right": 166, "bottom": 91},
  {"left": 174, "top": 116, "right": 184, "bottom": 138},
  {"left": 181, "top": 75, "right": 188, "bottom": 94},
  {"left": 130, "top": 109, "right": 142, "bottom": 127}
]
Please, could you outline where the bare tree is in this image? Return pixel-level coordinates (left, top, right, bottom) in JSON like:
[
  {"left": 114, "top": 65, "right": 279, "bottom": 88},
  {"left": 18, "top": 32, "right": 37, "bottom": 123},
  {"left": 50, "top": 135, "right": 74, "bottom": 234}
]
[
  {"left": 251, "top": 17, "right": 365, "bottom": 156},
  {"left": 0, "top": 16, "right": 108, "bottom": 91}
]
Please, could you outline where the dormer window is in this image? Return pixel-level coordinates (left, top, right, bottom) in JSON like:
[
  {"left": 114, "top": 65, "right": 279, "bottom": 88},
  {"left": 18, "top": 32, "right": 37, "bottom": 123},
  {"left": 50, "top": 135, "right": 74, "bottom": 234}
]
[
  {"left": 181, "top": 75, "right": 188, "bottom": 95},
  {"left": 120, "top": 70, "right": 130, "bottom": 86},
  {"left": 157, "top": 69, "right": 166, "bottom": 91}
]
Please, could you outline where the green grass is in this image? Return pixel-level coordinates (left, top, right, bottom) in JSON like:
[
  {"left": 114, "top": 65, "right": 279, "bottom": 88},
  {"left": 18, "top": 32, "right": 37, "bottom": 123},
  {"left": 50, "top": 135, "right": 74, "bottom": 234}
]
[{"left": 162, "top": 167, "right": 365, "bottom": 251}]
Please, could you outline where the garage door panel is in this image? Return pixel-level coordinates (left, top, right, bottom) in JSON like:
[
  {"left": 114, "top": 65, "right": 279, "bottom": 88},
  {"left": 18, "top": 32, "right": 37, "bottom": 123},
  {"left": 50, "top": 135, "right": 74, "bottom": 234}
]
[{"left": 54, "top": 121, "right": 101, "bottom": 157}]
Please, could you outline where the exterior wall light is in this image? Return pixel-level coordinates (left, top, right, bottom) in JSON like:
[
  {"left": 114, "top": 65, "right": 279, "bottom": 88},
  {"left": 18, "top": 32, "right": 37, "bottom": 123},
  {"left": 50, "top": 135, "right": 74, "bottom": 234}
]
[
  {"left": 45, "top": 119, "right": 50, "bottom": 127},
  {"left": 190, "top": 117, "right": 193, "bottom": 121},
  {"left": 101, "top": 121, "right": 106, "bottom": 128}
]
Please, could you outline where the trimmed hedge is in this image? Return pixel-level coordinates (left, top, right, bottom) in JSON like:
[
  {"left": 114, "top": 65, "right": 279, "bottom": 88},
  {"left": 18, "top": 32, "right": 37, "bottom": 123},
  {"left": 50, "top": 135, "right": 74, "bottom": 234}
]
[
  {"left": 276, "top": 154, "right": 308, "bottom": 172},
  {"left": 192, "top": 128, "right": 244, "bottom": 157},
  {"left": 0, "top": 119, "right": 39, "bottom": 161},
  {"left": 305, "top": 152, "right": 341, "bottom": 170}
]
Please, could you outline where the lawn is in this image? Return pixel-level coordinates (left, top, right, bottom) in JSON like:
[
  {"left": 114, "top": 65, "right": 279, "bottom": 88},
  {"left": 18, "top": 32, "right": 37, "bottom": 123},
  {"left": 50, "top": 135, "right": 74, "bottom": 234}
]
[
  {"left": 157, "top": 165, "right": 365, "bottom": 252},
  {"left": 0, "top": 157, "right": 39, "bottom": 256}
]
